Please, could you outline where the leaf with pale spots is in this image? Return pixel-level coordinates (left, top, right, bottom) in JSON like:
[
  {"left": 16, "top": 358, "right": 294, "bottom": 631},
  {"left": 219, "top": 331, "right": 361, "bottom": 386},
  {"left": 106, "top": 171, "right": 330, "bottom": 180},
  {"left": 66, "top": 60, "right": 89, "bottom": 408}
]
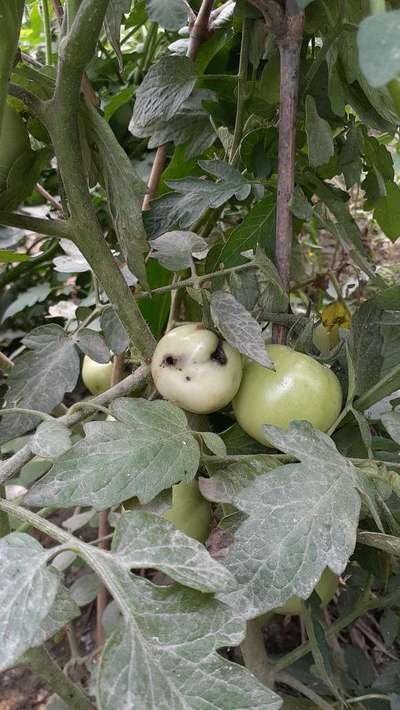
[
  {"left": 217, "top": 422, "right": 361, "bottom": 617},
  {"left": 25, "top": 399, "right": 200, "bottom": 510}
]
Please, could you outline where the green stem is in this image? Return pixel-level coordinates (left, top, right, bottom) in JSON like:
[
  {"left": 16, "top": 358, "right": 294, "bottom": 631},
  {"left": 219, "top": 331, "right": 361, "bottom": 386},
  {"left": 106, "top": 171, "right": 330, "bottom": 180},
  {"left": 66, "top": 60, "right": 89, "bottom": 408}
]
[
  {"left": 40, "top": 0, "right": 53, "bottom": 65},
  {"left": 138, "top": 263, "right": 257, "bottom": 299},
  {"left": 337, "top": 694, "right": 390, "bottom": 705},
  {"left": 240, "top": 617, "right": 274, "bottom": 687},
  {"left": 0, "top": 499, "right": 72, "bottom": 542},
  {"left": 229, "top": 17, "right": 251, "bottom": 164},
  {"left": 0, "top": 240, "right": 59, "bottom": 290},
  {"left": 136, "top": 22, "right": 158, "bottom": 81},
  {"left": 74, "top": 305, "right": 104, "bottom": 334},
  {"left": 327, "top": 404, "right": 351, "bottom": 436},
  {"left": 272, "top": 584, "right": 400, "bottom": 673},
  {"left": 276, "top": 671, "right": 333, "bottom": 710},
  {"left": 0, "top": 212, "right": 69, "bottom": 238},
  {"left": 16, "top": 507, "right": 54, "bottom": 533},
  {"left": 67, "top": 402, "right": 111, "bottom": 417},
  {"left": 0, "top": 407, "right": 55, "bottom": 421},
  {"left": 46, "top": 0, "right": 155, "bottom": 360},
  {"left": 0, "top": 485, "right": 10, "bottom": 538},
  {"left": 20, "top": 646, "right": 95, "bottom": 710}
]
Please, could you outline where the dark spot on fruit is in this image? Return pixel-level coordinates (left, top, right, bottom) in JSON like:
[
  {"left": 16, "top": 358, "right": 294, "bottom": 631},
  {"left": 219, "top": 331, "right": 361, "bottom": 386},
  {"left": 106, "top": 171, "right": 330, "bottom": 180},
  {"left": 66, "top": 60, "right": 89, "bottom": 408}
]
[
  {"left": 163, "top": 355, "right": 176, "bottom": 367},
  {"left": 186, "top": 376, "right": 191, "bottom": 381},
  {"left": 210, "top": 339, "right": 227, "bottom": 365}
]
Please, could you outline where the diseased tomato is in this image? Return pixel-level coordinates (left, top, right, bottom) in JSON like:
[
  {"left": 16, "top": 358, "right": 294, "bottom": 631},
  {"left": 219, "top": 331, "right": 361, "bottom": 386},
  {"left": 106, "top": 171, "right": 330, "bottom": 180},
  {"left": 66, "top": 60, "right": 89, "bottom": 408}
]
[{"left": 151, "top": 323, "right": 242, "bottom": 414}]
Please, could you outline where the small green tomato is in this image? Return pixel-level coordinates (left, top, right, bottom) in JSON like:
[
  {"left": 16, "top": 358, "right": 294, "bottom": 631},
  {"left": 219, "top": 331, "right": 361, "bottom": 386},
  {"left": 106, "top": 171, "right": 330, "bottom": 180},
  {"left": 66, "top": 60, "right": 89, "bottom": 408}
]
[
  {"left": 233, "top": 344, "right": 342, "bottom": 445},
  {"left": 82, "top": 355, "right": 113, "bottom": 395},
  {"left": 164, "top": 481, "right": 211, "bottom": 542},
  {"left": 151, "top": 323, "right": 243, "bottom": 414},
  {"left": 274, "top": 568, "right": 339, "bottom": 615}
]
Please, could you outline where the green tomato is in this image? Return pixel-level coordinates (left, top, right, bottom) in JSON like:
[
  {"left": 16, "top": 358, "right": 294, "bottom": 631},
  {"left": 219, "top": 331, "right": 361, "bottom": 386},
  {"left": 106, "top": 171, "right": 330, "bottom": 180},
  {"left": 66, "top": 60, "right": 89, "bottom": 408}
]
[
  {"left": 81, "top": 355, "right": 113, "bottom": 395},
  {"left": 0, "top": 103, "right": 30, "bottom": 190},
  {"left": 274, "top": 568, "right": 339, "bottom": 615},
  {"left": 233, "top": 344, "right": 342, "bottom": 445},
  {"left": 151, "top": 323, "right": 243, "bottom": 414},
  {"left": 164, "top": 481, "right": 211, "bottom": 543}
]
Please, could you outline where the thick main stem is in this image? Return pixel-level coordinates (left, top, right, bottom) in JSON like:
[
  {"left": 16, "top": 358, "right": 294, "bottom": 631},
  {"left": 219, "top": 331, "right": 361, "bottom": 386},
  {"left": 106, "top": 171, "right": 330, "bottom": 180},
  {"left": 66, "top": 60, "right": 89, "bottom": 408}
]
[
  {"left": 240, "top": 617, "right": 274, "bottom": 687},
  {"left": 45, "top": 0, "right": 155, "bottom": 359},
  {"left": 273, "top": 6, "right": 304, "bottom": 344}
]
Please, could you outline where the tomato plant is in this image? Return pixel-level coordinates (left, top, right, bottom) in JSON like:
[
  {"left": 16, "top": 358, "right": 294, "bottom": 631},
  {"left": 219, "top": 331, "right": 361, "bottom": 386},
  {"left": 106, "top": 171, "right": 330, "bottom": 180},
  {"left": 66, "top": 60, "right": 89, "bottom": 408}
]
[{"left": 0, "top": 1, "right": 400, "bottom": 708}]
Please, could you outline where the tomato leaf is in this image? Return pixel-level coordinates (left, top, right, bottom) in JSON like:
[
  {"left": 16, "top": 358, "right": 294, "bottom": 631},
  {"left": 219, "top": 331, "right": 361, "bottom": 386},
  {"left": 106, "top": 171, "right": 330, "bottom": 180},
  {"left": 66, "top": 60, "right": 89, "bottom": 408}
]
[
  {"left": 0, "top": 533, "right": 61, "bottom": 670},
  {"left": 211, "top": 290, "right": 274, "bottom": 369},
  {"left": 146, "top": 0, "right": 188, "bottom": 30},
  {"left": 74, "top": 328, "right": 111, "bottom": 364},
  {"left": 112, "top": 510, "right": 234, "bottom": 592},
  {"left": 101, "top": 306, "right": 129, "bottom": 355},
  {"left": 25, "top": 399, "right": 200, "bottom": 509},
  {"left": 0, "top": 325, "right": 80, "bottom": 444},
  {"left": 358, "top": 10, "right": 400, "bottom": 88},
  {"left": 31, "top": 421, "right": 72, "bottom": 459},
  {"left": 149, "top": 230, "right": 207, "bottom": 271},
  {"left": 217, "top": 422, "right": 360, "bottom": 617},
  {"left": 130, "top": 55, "right": 197, "bottom": 130}
]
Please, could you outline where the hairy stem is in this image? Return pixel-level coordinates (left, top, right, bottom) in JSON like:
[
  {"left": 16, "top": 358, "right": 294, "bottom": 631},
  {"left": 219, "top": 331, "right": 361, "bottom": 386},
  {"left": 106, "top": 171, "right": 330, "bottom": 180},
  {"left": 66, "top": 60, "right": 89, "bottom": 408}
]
[
  {"left": 272, "top": 584, "right": 400, "bottom": 672},
  {"left": 0, "top": 211, "right": 69, "bottom": 238},
  {"left": 230, "top": 17, "right": 251, "bottom": 163},
  {"left": 0, "top": 239, "right": 59, "bottom": 290},
  {"left": 241, "top": 617, "right": 274, "bottom": 687},
  {"left": 44, "top": 0, "right": 155, "bottom": 359},
  {"left": 40, "top": 0, "right": 53, "bottom": 65},
  {"left": 273, "top": 3, "right": 304, "bottom": 344},
  {"left": 0, "top": 351, "right": 14, "bottom": 372},
  {"left": 276, "top": 671, "right": 333, "bottom": 710},
  {"left": 20, "top": 647, "right": 95, "bottom": 710}
]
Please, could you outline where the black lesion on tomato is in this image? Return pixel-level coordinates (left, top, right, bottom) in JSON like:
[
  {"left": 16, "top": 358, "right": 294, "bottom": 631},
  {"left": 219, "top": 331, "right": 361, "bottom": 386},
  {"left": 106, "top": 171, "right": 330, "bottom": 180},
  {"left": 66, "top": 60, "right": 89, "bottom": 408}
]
[
  {"left": 210, "top": 339, "right": 228, "bottom": 366},
  {"left": 162, "top": 355, "right": 177, "bottom": 367}
]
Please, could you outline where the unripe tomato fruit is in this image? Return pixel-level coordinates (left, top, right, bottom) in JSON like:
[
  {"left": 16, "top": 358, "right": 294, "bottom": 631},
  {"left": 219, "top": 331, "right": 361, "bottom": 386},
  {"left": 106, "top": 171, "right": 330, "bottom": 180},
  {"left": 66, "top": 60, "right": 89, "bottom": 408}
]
[
  {"left": 82, "top": 355, "right": 113, "bottom": 395},
  {"left": 274, "top": 568, "right": 338, "bottom": 615},
  {"left": 0, "top": 104, "right": 30, "bottom": 190},
  {"left": 233, "top": 344, "right": 342, "bottom": 444},
  {"left": 151, "top": 323, "right": 242, "bottom": 414},
  {"left": 164, "top": 481, "right": 211, "bottom": 542}
]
